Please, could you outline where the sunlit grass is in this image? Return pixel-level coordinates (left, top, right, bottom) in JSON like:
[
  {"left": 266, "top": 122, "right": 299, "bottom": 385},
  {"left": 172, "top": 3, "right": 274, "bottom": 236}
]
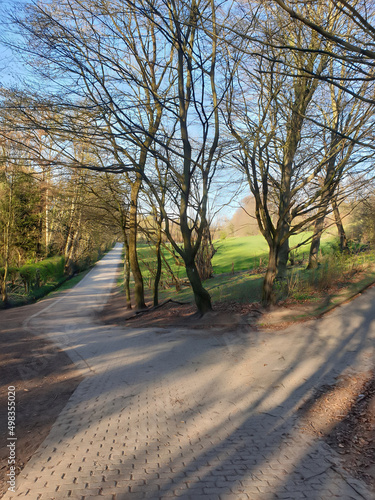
[
  {"left": 138, "top": 232, "right": 326, "bottom": 279},
  {"left": 157, "top": 271, "right": 264, "bottom": 304},
  {"left": 138, "top": 234, "right": 375, "bottom": 310}
]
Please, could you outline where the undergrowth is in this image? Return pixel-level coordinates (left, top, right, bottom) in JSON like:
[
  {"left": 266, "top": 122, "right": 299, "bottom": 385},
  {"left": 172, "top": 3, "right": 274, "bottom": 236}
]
[
  {"left": 282, "top": 248, "right": 375, "bottom": 303},
  {"left": 0, "top": 243, "right": 116, "bottom": 308}
]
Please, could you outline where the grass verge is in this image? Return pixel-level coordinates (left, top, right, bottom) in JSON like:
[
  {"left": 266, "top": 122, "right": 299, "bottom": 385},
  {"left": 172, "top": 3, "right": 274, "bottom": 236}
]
[{"left": 145, "top": 245, "right": 375, "bottom": 325}]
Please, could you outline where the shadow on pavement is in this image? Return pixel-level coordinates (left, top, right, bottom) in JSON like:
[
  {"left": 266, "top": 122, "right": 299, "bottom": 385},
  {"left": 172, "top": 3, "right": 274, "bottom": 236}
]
[{"left": 8, "top": 243, "right": 375, "bottom": 500}]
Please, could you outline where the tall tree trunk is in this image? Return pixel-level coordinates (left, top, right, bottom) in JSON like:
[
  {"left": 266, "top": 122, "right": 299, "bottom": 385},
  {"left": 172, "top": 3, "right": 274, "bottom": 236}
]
[
  {"left": 195, "top": 226, "right": 216, "bottom": 280},
  {"left": 36, "top": 215, "right": 43, "bottom": 257},
  {"left": 161, "top": 251, "right": 181, "bottom": 291},
  {"left": 122, "top": 229, "right": 131, "bottom": 310},
  {"left": 332, "top": 197, "right": 348, "bottom": 252},
  {"left": 45, "top": 182, "right": 51, "bottom": 257},
  {"left": 275, "top": 68, "right": 324, "bottom": 280},
  {"left": 185, "top": 258, "right": 212, "bottom": 315},
  {"left": 307, "top": 186, "right": 332, "bottom": 270},
  {"left": 262, "top": 245, "right": 278, "bottom": 307},
  {"left": 2, "top": 173, "right": 13, "bottom": 306},
  {"left": 276, "top": 133, "right": 294, "bottom": 281},
  {"left": 276, "top": 236, "right": 289, "bottom": 279},
  {"left": 153, "top": 221, "right": 162, "bottom": 307},
  {"left": 1, "top": 221, "right": 10, "bottom": 305},
  {"left": 307, "top": 211, "right": 326, "bottom": 269},
  {"left": 128, "top": 176, "right": 146, "bottom": 309},
  {"left": 64, "top": 194, "right": 78, "bottom": 262},
  {"left": 65, "top": 212, "right": 82, "bottom": 275},
  {"left": 64, "top": 231, "right": 73, "bottom": 262}
]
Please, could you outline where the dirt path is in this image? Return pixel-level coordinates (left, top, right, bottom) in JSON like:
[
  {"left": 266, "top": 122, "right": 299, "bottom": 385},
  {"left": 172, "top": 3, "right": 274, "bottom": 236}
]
[{"left": 0, "top": 297, "right": 83, "bottom": 498}]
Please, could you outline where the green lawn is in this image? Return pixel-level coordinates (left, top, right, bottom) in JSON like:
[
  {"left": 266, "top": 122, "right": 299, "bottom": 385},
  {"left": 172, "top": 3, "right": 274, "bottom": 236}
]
[
  {"left": 157, "top": 270, "right": 264, "bottom": 304},
  {"left": 136, "top": 232, "right": 374, "bottom": 307},
  {"left": 138, "top": 232, "right": 334, "bottom": 279},
  {"left": 211, "top": 233, "right": 320, "bottom": 274},
  {"left": 136, "top": 232, "right": 314, "bottom": 304}
]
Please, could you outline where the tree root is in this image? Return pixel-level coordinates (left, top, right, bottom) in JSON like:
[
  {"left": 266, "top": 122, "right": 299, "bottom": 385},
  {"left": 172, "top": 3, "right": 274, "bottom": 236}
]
[{"left": 125, "top": 298, "right": 190, "bottom": 320}]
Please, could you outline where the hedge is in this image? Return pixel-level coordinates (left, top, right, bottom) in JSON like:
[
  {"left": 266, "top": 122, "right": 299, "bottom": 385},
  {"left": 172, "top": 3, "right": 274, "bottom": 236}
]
[{"left": 19, "top": 256, "right": 65, "bottom": 292}]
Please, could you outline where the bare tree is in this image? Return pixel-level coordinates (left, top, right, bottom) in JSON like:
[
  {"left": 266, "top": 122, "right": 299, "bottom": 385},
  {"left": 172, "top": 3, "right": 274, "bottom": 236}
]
[
  {"left": 226, "top": 2, "right": 343, "bottom": 304},
  {"left": 3, "top": 0, "right": 177, "bottom": 309},
  {"left": 273, "top": 0, "right": 375, "bottom": 101},
  {"left": 132, "top": 0, "right": 237, "bottom": 315},
  {"left": 307, "top": 69, "right": 374, "bottom": 268},
  {"left": 86, "top": 171, "right": 133, "bottom": 309},
  {"left": 3, "top": 0, "right": 237, "bottom": 315}
]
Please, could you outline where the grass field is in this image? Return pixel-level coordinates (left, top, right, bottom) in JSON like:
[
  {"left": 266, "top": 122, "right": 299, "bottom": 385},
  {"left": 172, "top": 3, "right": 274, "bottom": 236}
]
[
  {"left": 135, "top": 232, "right": 363, "bottom": 305},
  {"left": 211, "top": 233, "right": 317, "bottom": 274},
  {"left": 137, "top": 232, "right": 339, "bottom": 279}
]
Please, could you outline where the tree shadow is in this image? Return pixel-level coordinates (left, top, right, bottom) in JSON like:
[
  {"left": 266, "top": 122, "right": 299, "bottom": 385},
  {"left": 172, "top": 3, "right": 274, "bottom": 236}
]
[{"left": 8, "top": 244, "right": 375, "bottom": 499}]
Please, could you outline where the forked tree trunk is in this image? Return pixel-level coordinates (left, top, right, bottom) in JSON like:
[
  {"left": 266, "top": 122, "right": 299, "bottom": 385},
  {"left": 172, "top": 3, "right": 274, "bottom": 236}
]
[
  {"left": 195, "top": 226, "right": 216, "bottom": 280},
  {"left": 276, "top": 237, "right": 289, "bottom": 279},
  {"left": 64, "top": 230, "right": 73, "bottom": 262},
  {"left": 308, "top": 122, "right": 340, "bottom": 268},
  {"left": 308, "top": 210, "right": 326, "bottom": 269},
  {"left": 276, "top": 171, "right": 292, "bottom": 281},
  {"left": 64, "top": 194, "right": 78, "bottom": 264},
  {"left": 65, "top": 211, "right": 82, "bottom": 275},
  {"left": 128, "top": 177, "right": 146, "bottom": 310}
]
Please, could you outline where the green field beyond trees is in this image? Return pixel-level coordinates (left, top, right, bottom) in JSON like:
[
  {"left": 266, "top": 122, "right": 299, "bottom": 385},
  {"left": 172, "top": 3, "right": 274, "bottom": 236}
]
[
  {"left": 136, "top": 233, "right": 375, "bottom": 307},
  {"left": 139, "top": 234, "right": 314, "bottom": 279}
]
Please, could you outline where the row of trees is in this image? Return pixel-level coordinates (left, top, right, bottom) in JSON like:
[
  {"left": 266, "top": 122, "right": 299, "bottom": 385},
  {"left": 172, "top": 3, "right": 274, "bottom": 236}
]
[
  {"left": 1, "top": 0, "right": 375, "bottom": 313},
  {"left": 0, "top": 150, "right": 119, "bottom": 302}
]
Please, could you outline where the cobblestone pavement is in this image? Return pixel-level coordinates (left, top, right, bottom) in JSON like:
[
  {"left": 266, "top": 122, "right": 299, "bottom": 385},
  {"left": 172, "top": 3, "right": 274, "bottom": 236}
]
[{"left": 4, "top": 244, "right": 375, "bottom": 499}]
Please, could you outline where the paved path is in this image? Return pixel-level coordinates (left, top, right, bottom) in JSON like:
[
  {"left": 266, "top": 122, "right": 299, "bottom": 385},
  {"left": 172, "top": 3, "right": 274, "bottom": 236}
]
[{"left": 4, "top": 244, "right": 375, "bottom": 500}]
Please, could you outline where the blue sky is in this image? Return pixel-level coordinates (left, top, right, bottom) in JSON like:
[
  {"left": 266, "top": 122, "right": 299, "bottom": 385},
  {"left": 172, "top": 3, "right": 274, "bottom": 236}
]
[{"left": 0, "top": 0, "right": 30, "bottom": 86}]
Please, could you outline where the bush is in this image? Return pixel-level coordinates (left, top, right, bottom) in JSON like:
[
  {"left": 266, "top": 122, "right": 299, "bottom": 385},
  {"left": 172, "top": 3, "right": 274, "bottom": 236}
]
[
  {"left": 0, "top": 267, "right": 19, "bottom": 282},
  {"left": 19, "top": 256, "right": 65, "bottom": 291},
  {"left": 282, "top": 248, "right": 374, "bottom": 303},
  {"left": 68, "top": 241, "right": 115, "bottom": 275}
]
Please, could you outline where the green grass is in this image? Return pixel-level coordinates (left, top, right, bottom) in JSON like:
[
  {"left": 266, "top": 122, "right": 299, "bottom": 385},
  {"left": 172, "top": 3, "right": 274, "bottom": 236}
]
[
  {"left": 2, "top": 269, "right": 92, "bottom": 308},
  {"left": 138, "top": 232, "right": 338, "bottom": 279},
  {"left": 138, "top": 233, "right": 316, "bottom": 305},
  {"left": 211, "top": 233, "right": 320, "bottom": 274},
  {"left": 137, "top": 232, "right": 337, "bottom": 289},
  {"left": 157, "top": 271, "right": 264, "bottom": 304},
  {"left": 45, "top": 269, "right": 92, "bottom": 298},
  {"left": 1, "top": 242, "right": 116, "bottom": 308},
  {"left": 136, "top": 233, "right": 375, "bottom": 311},
  {"left": 212, "top": 235, "right": 268, "bottom": 274}
]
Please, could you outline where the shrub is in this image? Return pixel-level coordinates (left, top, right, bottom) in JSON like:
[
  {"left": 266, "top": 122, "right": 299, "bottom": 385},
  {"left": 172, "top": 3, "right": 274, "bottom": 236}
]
[
  {"left": 0, "top": 267, "right": 19, "bottom": 282},
  {"left": 283, "top": 248, "right": 374, "bottom": 303},
  {"left": 19, "top": 256, "right": 65, "bottom": 291}
]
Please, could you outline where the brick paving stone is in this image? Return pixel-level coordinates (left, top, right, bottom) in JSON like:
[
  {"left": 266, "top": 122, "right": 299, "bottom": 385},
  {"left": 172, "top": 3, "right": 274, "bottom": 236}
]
[
  {"left": 186, "top": 496, "right": 221, "bottom": 500},
  {"left": 4, "top": 244, "right": 375, "bottom": 500}
]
